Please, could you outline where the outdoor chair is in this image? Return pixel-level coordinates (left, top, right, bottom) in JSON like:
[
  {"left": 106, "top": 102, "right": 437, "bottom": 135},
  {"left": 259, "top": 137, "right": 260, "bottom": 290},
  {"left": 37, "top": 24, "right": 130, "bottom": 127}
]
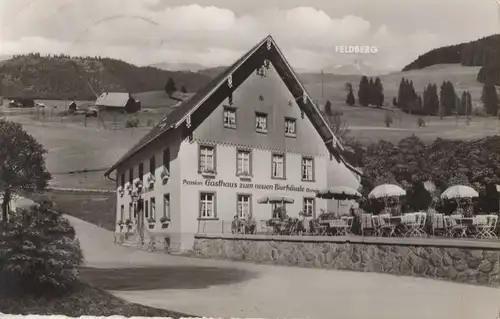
[
  {"left": 430, "top": 213, "right": 445, "bottom": 236},
  {"left": 258, "top": 220, "right": 274, "bottom": 235},
  {"left": 475, "top": 215, "right": 498, "bottom": 239},
  {"left": 339, "top": 216, "right": 355, "bottom": 236},
  {"left": 360, "top": 213, "right": 374, "bottom": 236},
  {"left": 404, "top": 212, "right": 427, "bottom": 237},
  {"left": 444, "top": 215, "right": 467, "bottom": 238},
  {"left": 372, "top": 215, "right": 394, "bottom": 237}
]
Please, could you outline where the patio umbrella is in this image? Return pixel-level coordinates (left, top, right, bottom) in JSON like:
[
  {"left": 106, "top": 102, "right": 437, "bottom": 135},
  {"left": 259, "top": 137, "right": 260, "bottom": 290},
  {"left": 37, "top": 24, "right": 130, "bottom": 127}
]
[
  {"left": 316, "top": 186, "right": 362, "bottom": 215},
  {"left": 368, "top": 184, "right": 406, "bottom": 199},
  {"left": 368, "top": 184, "right": 406, "bottom": 213},
  {"left": 441, "top": 185, "right": 479, "bottom": 199}
]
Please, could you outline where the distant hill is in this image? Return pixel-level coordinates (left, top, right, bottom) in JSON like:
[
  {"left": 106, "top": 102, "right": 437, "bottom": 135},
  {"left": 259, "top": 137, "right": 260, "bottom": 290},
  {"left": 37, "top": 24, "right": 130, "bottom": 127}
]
[
  {"left": 402, "top": 34, "right": 500, "bottom": 85},
  {"left": 149, "top": 62, "right": 207, "bottom": 72},
  {"left": 0, "top": 53, "right": 212, "bottom": 100},
  {"left": 198, "top": 66, "right": 228, "bottom": 78}
]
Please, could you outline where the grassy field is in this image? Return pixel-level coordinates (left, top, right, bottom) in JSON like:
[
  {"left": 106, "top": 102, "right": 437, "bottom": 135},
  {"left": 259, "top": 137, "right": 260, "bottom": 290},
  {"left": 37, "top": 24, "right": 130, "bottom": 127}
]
[{"left": 26, "top": 190, "right": 116, "bottom": 231}]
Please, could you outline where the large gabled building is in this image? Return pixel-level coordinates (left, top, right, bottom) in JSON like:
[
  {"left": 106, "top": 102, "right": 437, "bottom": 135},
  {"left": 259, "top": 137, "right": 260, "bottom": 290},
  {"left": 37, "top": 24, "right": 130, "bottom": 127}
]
[{"left": 105, "top": 35, "right": 361, "bottom": 252}]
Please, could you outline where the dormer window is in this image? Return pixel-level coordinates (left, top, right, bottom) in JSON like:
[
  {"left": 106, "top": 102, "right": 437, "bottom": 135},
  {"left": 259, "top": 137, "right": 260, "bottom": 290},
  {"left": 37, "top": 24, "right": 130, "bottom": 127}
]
[
  {"left": 255, "top": 112, "right": 268, "bottom": 133},
  {"left": 285, "top": 118, "right": 296, "bottom": 137},
  {"left": 223, "top": 106, "right": 237, "bottom": 129}
]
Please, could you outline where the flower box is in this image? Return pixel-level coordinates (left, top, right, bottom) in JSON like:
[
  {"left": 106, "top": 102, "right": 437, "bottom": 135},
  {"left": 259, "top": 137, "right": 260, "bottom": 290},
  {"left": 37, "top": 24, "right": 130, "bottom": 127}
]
[
  {"left": 201, "top": 169, "right": 216, "bottom": 177},
  {"left": 117, "top": 220, "right": 124, "bottom": 231},
  {"left": 135, "top": 180, "right": 143, "bottom": 191},
  {"left": 238, "top": 171, "right": 252, "bottom": 180},
  {"left": 160, "top": 216, "right": 170, "bottom": 229},
  {"left": 160, "top": 167, "right": 170, "bottom": 181},
  {"left": 126, "top": 185, "right": 132, "bottom": 194},
  {"left": 117, "top": 186, "right": 124, "bottom": 197},
  {"left": 147, "top": 217, "right": 156, "bottom": 229}
]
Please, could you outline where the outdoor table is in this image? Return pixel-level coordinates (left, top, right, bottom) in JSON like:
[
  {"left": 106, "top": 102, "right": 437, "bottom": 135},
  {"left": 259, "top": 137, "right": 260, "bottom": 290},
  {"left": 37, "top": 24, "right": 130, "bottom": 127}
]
[
  {"left": 451, "top": 216, "right": 474, "bottom": 237},
  {"left": 320, "top": 219, "right": 347, "bottom": 236}
]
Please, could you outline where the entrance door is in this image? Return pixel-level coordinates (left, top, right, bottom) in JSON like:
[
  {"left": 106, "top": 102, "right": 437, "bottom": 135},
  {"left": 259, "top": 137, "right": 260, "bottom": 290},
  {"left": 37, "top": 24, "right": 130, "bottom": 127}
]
[{"left": 136, "top": 199, "right": 145, "bottom": 245}]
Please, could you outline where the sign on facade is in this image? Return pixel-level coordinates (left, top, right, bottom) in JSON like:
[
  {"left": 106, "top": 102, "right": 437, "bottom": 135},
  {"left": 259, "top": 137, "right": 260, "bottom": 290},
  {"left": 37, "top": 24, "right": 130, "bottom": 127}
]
[{"left": 182, "top": 179, "right": 318, "bottom": 193}]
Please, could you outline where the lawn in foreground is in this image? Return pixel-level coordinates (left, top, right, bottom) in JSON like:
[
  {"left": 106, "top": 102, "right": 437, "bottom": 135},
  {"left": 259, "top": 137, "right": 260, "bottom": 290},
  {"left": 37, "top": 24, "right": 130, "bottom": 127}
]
[
  {"left": 26, "top": 190, "right": 116, "bottom": 231},
  {"left": 0, "top": 283, "right": 193, "bottom": 318}
]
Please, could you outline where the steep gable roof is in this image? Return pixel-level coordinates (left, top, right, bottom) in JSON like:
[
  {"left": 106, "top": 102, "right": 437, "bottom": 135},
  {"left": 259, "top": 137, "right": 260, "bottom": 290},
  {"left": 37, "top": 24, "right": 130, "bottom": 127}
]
[
  {"left": 105, "top": 35, "right": 361, "bottom": 177},
  {"left": 95, "top": 92, "right": 131, "bottom": 107}
]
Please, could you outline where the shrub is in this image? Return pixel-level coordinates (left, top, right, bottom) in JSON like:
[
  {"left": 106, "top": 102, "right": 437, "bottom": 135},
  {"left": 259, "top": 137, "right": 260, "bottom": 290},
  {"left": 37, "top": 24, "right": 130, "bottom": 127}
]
[
  {"left": 0, "top": 206, "right": 84, "bottom": 296},
  {"left": 125, "top": 117, "right": 139, "bottom": 128}
]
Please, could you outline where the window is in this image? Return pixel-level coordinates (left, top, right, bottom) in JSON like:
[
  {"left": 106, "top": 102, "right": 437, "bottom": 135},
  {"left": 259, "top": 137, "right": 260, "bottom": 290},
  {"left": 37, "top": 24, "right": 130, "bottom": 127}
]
[
  {"left": 144, "top": 199, "right": 149, "bottom": 218},
  {"left": 120, "top": 173, "right": 125, "bottom": 188},
  {"left": 133, "top": 202, "right": 138, "bottom": 219},
  {"left": 302, "top": 157, "right": 314, "bottom": 181},
  {"left": 163, "top": 148, "right": 170, "bottom": 172},
  {"left": 128, "top": 168, "right": 133, "bottom": 184},
  {"left": 284, "top": 118, "right": 296, "bottom": 137},
  {"left": 199, "top": 192, "right": 216, "bottom": 219},
  {"left": 272, "top": 202, "right": 285, "bottom": 215},
  {"left": 150, "top": 197, "right": 156, "bottom": 220},
  {"left": 303, "top": 198, "right": 315, "bottom": 217},
  {"left": 199, "top": 145, "right": 216, "bottom": 174},
  {"left": 163, "top": 194, "right": 170, "bottom": 220},
  {"left": 128, "top": 203, "right": 133, "bottom": 219},
  {"left": 236, "top": 150, "right": 251, "bottom": 176},
  {"left": 223, "top": 106, "right": 237, "bottom": 128},
  {"left": 149, "top": 156, "right": 156, "bottom": 175},
  {"left": 271, "top": 153, "right": 285, "bottom": 178},
  {"left": 120, "top": 205, "right": 124, "bottom": 221},
  {"left": 255, "top": 112, "right": 268, "bottom": 132},
  {"left": 237, "top": 194, "right": 251, "bottom": 218},
  {"left": 138, "top": 163, "right": 144, "bottom": 181}
]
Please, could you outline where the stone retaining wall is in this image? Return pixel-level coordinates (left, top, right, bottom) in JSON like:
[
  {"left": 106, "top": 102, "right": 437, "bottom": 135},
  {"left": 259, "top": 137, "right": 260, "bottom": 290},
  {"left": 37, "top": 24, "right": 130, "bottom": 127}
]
[{"left": 193, "top": 234, "right": 500, "bottom": 287}]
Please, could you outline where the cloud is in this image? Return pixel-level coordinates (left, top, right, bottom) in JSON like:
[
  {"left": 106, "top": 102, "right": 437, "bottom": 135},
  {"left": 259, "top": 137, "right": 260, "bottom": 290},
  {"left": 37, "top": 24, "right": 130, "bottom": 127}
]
[{"left": 0, "top": 1, "right": 458, "bottom": 70}]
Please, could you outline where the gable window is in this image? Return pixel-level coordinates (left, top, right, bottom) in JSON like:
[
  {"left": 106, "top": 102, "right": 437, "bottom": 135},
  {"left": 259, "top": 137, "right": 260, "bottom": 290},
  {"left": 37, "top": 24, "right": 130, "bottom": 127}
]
[
  {"left": 163, "top": 194, "right": 170, "bottom": 220},
  {"left": 138, "top": 163, "right": 144, "bottom": 182},
  {"left": 236, "top": 150, "right": 251, "bottom": 176},
  {"left": 144, "top": 199, "right": 149, "bottom": 219},
  {"left": 271, "top": 153, "right": 285, "bottom": 179},
  {"left": 237, "top": 194, "right": 251, "bottom": 219},
  {"left": 128, "top": 168, "right": 133, "bottom": 184},
  {"left": 163, "top": 148, "right": 170, "bottom": 172},
  {"left": 150, "top": 197, "right": 156, "bottom": 220},
  {"left": 199, "top": 145, "right": 216, "bottom": 174},
  {"left": 302, "top": 157, "right": 314, "bottom": 181},
  {"left": 285, "top": 118, "right": 296, "bottom": 137},
  {"left": 255, "top": 112, "right": 268, "bottom": 133},
  {"left": 303, "top": 198, "right": 315, "bottom": 217},
  {"left": 223, "top": 106, "right": 237, "bottom": 129},
  {"left": 149, "top": 155, "right": 156, "bottom": 175},
  {"left": 199, "top": 192, "right": 216, "bottom": 219}
]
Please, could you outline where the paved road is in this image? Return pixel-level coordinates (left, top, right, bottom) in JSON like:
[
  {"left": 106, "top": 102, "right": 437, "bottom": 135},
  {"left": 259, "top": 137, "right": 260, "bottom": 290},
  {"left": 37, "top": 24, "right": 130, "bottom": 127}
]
[{"left": 67, "top": 215, "right": 500, "bottom": 319}]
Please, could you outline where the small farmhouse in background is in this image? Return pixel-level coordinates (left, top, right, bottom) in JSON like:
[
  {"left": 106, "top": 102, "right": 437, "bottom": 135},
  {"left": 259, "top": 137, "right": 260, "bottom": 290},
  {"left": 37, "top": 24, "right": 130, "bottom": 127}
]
[{"left": 94, "top": 92, "right": 141, "bottom": 113}]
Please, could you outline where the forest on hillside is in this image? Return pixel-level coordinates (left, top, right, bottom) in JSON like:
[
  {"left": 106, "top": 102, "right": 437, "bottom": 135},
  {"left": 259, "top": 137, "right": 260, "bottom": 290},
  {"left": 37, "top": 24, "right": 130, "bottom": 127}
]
[
  {"left": 402, "top": 34, "right": 500, "bottom": 85},
  {"left": 0, "top": 53, "right": 212, "bottom": 100}
]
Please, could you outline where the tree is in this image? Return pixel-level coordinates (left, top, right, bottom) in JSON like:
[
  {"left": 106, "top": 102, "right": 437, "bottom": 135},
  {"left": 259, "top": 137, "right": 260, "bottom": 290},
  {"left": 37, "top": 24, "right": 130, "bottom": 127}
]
[
  {"left": 392, "top": 97, "right": 398, "bottom": 107},
  {"left": 458, "top": 91, "right": 467, "bottom": 115},
  {"left": 358, "top": 76, "right": 369, "bottom": 107},
  {"left": 481, "top": 81, "right": 499, "bottom": 116},
  {"left": 368, "top": 78, "right": 375, "bottom": 105},
  {"left": 346, "top": 87, "right": 355, "bottom": 106},
  {"left": 374, "top": 77, "right": 384, "bottom": 107},
  {"left": 181, "top": 85, "right": 187, "bottom": 93},
  {"left": 325, "top": 100, "right": 333, "bottom": 115},
  {"left": 0, "top": 120, "right": 51, "bottom": 224},
  {"left": 164, "top": 77, "right": 177, "bottom": 97},
  {"left": 466, "top": 91, "right": 473, "bottom": 115}
]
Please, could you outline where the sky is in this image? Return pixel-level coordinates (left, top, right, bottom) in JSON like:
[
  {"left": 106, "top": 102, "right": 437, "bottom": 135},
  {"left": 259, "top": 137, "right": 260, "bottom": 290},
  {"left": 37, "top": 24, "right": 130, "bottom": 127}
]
[{"left": 0, "top": 0, "right": 498, "bottom": 72}]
